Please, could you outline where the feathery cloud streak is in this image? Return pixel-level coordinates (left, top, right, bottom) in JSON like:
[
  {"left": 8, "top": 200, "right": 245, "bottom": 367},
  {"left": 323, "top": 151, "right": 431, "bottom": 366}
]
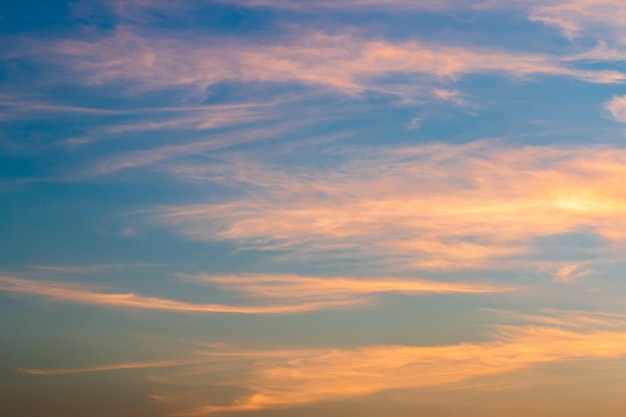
[
  {"left": 215, "top": 0, "right": 479, "bottom": 12},
  {"left": 211, "top": 0, "right": 626, "bottom": 47},
  {"left": 527, "top": 0, "right": 626, "bottom": 41},
  {"left": 26, "top": 28, "right": 624, "bottom": 100},
  {"left": 188, "top": 273, "right": 513, "bottom": 301},
  {"left": 19, "top": 358, "right": 203, "bottom": 376},
  {"left": 0, "top": 274, "right": 507, "bottom": 314},
  {"left": 0, "top": 275, "right": 356, "bottom": 314},
  {"left": 154, "top": 142, "right": 626, "bottom": 272}
]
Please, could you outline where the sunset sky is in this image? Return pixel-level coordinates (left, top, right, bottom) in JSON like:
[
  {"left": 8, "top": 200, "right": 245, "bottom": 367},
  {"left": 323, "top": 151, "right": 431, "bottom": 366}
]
[{"left": 4, "top": 1, "right": 626, "bottom": 416}]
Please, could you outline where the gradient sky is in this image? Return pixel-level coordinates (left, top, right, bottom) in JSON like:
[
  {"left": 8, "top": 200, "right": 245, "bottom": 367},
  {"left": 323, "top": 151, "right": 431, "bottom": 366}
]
[{"left": 3, "top": 1, "right": 626, "bottom": 416}]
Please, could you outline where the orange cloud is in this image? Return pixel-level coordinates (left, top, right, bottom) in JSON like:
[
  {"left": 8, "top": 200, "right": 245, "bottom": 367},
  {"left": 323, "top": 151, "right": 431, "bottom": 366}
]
[
  {"left": 20, "top": 308, "right": 626, "bottom": 414},
  {"left": 154, "top": 142, "right": 626, "bottom": 274},
  {"left": 552, "top": 262, "right": 596, "bottom": 283},
  {"left": 0, "top": 274, "right": 506, "bottom": 314},
  {"left": 0, "top": 276, "right": 359, "bottom": 314},
  {"left": 484, "top": 308, "right": 626, "bottom": 330},
  {"left": 19, "top": 358, "right": 203, "bottom": 376},
  {"left": 191, "top": 273, "right": 512, "bottom": 298},
  {"left": 154, "top": 311, "right": 626, "bottom": 414}
]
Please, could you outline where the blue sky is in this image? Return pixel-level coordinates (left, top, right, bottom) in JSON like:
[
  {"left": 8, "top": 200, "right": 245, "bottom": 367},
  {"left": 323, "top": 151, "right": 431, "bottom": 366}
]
[{"left": 4, "top": 1, "right": 626, "bottom": 416}]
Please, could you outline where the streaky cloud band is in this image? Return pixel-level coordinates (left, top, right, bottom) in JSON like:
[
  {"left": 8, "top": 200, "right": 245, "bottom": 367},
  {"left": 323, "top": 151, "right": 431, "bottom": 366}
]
[{"left": 0, "top": 275, "right": 510, "bottom": 315}]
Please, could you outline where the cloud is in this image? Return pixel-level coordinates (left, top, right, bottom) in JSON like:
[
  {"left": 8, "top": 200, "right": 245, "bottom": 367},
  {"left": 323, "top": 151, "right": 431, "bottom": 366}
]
[
  {"left": 29, "top": 263, "right": 165, "bottom": 274},
  {"left": 215, "top": 0, "right": 497, "bottom": 13},
  {"left": 0, "top": 96, "right": 281, "bottom": 157},
  {"left": 561, "top": 41, "right": 626, "bottom": 67},
  {"left": 605, "top": 95, "right": 626, "bottom": 122},
  {"left": 0, "top": 94, "right": 262, "bottom": 119},
  {"left": 527, "top": 0, "right": 626, "bottom": 41},
  {"left": 0, "top": 99, "right": 122, "bottom": 117},
  {"left": 19, "top": 358, "right": 203, "bottom": 376},
  {"left": 26, "top": 309, "right": 625, "bottom": 415},
  {"left": 485, "top": 308, "right": 626, "bottom": 330},
  {"left": 188, "top": 273, "right": 513, "bottom": 303},
  {"left": 25, "top": 28, "right": 624, "bottom": 102},
  {"left": 180, "top": 325, "right": 626, "bottom": 414},
  {"left": 0, "top": 274, "right": 507, "bottom": 314},
  {"left": 101, "top": 102, "right": 274, "bottom": 134},
  {"left": 0, "top": 275, "right": 359, "bottom": 314},
  {"left": 0, "top": 95, "right": 279, "bottom": 132},
  {"left": 152, "top": 142, "right": 626, "bottom": 272},
  {"left": 200, "top": 0, "right": 626, "bottom": 48},
  {"left": 218, "top": 0, "right": 626, "bottom": 46},
  {"left": 552, "top": 262, "right": 596, "bottom": 283},
  {"left": 432, "top": 88, "right": 467, "bottom": 106},
  {"left": 91, "top": 123, "right": 296, "bottom": 174}
]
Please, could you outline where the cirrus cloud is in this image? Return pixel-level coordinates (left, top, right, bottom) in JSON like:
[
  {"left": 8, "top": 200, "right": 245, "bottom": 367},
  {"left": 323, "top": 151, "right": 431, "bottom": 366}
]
[{"left": 152, "top": 141, "right": 626, "bottom": 274}]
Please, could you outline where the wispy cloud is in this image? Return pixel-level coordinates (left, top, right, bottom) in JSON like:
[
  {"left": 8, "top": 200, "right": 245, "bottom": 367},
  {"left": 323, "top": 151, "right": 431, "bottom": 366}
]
[
  {"left": 215, "top": 0, "right": 481, "bottom": 12},
  {"left": 24, "top": 28, "right": 624, "bottom": 102},
  {"left": 190, "top": 0, "right": 626, "bottom": 51},
  {"left": 527, "top": 0, "right": 626, "bottom": 41},
  {"left": 0, "top": 94, "right": 267, "bottom": 119},
  {"left": 27, "top": 309, "right": 626, "bottom": 415},
  {"left": 100, "top": 102, "right": 275, "bottom": 134},
  {"left": 6, "top": 2, "right": 626, "bottom": 417},
  {"left": 0, "top": 274, "right": 506, "bottom": 314},
  {"left": 605, "top": 95, "right": 626, "bottom": 122},
  {"left": 7, "top": 96, "right": 278, "bottom": 133},
  {"left": 29, "top": 263, "right": 166, "bottom": 274},
  {"left": 91, "top": 123, "right": 299, "bottom": 174},
  {"left": 0, "top": 275, "right": 357, "bottom": 314},
  {"left": 485, "top": 307, "right": 626, "bottom": 330},
  {"left": 19, "top": 358, "right": 203, "bottom": 376},
  {"left": 152, "top": 141, "right": 626, "bottom": 273},
  {"left": 188, "top": 273, "right": 513, "bottom": 302},
  {"left": 551, "top": 262, "right": 596, "bottom": 283},
  {"left": 178, "top": 324, "right": 626, "bottom": 414},
  {"left": 202, "top": 324, "right": 626, "bottom": 414},
  {"left": 0, "top": 99, "right": 123, "bottom": 117},
  {"left": 219, "top": 0, "right": 626, "bottom": 46},
  {"left": 0, "top": 95, "right": 284, "bottom": 159}
]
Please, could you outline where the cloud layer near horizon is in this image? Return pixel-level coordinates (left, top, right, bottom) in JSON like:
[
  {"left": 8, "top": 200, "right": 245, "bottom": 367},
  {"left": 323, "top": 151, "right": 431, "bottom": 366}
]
[{"left": 18, "top": 309, "right": 626, "bottom": 415}]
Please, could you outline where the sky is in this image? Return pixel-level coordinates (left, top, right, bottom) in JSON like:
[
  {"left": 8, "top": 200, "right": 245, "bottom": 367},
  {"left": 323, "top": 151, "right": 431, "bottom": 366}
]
[{"left": 3, "top": 0, "right": 626, "bottom": 415}]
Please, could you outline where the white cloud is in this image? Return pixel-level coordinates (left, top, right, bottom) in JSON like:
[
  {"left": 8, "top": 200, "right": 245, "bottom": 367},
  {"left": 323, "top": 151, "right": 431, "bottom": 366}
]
[{"left": 605, "top": 95, "right": 626, "bottom": 122}]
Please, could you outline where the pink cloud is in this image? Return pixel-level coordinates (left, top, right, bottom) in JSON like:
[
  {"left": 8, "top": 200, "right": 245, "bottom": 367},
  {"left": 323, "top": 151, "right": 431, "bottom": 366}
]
[{"left": 31, "top": 28, "right": 624, "bottom": 100}]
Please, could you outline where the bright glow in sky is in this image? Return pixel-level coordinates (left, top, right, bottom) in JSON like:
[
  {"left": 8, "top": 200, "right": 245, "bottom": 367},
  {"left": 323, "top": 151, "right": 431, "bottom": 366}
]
[{"left": 3, "top": 1, "right": 626, "bottom": 416}]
